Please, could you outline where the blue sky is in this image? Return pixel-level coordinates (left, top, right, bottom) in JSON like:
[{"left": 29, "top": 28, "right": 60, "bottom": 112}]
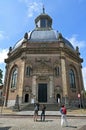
[{"left": 0, "top": 0, "right": 86, "bottom": 90}]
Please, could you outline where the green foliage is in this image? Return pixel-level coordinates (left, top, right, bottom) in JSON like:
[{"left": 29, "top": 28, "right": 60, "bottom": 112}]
[
  {"left": 0, "top": 69, "right": 3, "bottom": 84},
  {"left": 84, "top": 90, "right": 86, "bottom": 96}
]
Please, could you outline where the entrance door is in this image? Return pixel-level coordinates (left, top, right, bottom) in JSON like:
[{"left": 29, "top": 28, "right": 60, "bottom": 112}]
[
  {"left": 25, "top": 94, "right": 29, "bottom": 102},
  {"left": 56, "top": 94, "right": 60, "bottom": 103},
  {"left": 38, "top": 83, "right": 47, "bottom": 102}
]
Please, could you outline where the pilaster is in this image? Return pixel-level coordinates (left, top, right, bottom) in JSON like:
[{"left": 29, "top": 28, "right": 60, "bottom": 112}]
[
  {"left": 32, "top": 75, "right": 37, "bottom": 102},
  {"left": 61, "top": 55, "right": 68, "bottom": 97}
]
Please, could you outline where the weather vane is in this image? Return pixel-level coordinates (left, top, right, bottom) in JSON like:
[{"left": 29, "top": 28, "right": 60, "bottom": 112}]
[{"left": 43, "top": 5, "right": 45, "bottom": 13}]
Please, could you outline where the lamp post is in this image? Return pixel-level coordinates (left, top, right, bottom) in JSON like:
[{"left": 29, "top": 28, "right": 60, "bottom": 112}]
[
  {"left": 81, "top": 90, "right": 84, "bottom": 109},
  {"left": 78, "top": 93, "right": 81, "bottom": 109}
]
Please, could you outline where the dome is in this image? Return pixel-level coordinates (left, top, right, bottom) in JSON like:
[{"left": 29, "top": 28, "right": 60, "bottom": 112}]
[
  {"left": 13, "top": 30, "right": 74, "bottom": 50},
  {"left": 29, "top": 30, "right": 74, "bottom": 49},
  {"left": 29, "top": 29, "right": 58, "bottom": 42},
  {"left": 13, "top": 9, "right": 74, "bottom": 50}
]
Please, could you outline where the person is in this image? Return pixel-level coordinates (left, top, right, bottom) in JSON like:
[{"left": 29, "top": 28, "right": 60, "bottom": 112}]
[
  {"left": 60, "top": 105, "right": 68, "bottom": 127},
  {"left": 33, "top": 103, "right": 39, "bottom": 121},
  {"left": 40, "top": 104, "right": 46, "bottom": 121},
  {"left": 36, "top": 102, "right": 40, "bottom": 111}
]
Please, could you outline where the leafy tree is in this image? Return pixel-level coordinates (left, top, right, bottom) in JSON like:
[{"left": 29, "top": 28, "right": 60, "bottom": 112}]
[
  {"left": 84, "top": 90, "right": 86, "bottom": 97},
  {"left": 0, "top": 69, "right": 3, "bottom": 84}
]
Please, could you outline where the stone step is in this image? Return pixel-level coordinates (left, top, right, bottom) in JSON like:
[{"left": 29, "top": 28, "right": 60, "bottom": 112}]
[{"left": 19, "top": 103, "right": 60, "bottom": 111}]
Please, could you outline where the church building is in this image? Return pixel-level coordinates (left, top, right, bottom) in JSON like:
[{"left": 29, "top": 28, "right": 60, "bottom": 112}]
[{"left": 4, "top": 8, "right": 84, "bottom": 107}]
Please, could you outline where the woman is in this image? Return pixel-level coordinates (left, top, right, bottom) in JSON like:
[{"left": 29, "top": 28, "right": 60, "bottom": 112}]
[{"left": 33, "top": 103, "right": 39, "bottom": 121}]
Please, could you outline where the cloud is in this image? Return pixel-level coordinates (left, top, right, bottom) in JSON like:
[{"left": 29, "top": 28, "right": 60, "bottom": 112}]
[
  {"left": 0, "top": 48, "right": 8, "bottom": 64},
  {"left": 0, "top": 31, "right": 8, "bottom": 41},
  {"left": 82, "top": 67, "right": 86, "bottom": 90},
  {"left": 27, "top": 2, "right": 42, "bottom": 17},
  {"left": 0, "top": 31, "right": 5, "bottom": 40},
  {"left": 68, "top": 35, "right": 86, "bottom": 49},
  {"left": 19, "top": 0, "right": 42, "bottom": 17}
]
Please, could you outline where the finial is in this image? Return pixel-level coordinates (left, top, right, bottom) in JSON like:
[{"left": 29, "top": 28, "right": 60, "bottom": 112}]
[
  {"left": 9, "top": 46, "right": 12, "bottom": 52},
  {"left": 43, "top": 5, "right": 45, "bottom": 13},
  {"left": 58, "top": 33, "right": 63, "bottom": 40},
  {"left": 24, "top": 32, "right": 28, "bottom": 39}
]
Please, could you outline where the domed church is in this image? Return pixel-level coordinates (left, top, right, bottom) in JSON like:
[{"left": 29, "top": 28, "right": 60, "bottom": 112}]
[{"left": 4, "top": 8, "right": 84, "bottom": 107}]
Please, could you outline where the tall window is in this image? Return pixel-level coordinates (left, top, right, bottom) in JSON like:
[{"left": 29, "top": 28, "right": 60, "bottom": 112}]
[
  {"left": 55, "top": 66, "right": 60, "bottom": 76},
  {"left": 11, "top": 68, "right": 18, "bottom": 88},
  {"left": 41, "top": 19, "right": 46, "bottom": 27},
  {"left": 26, "top": 66, "right": 32, "bottom": 76},
  {"left": 69, "top": 69, "right": 76, "bottom": 88}
]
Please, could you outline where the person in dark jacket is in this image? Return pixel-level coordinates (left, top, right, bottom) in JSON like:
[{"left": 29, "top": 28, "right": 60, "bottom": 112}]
[{"left": 41, "top": 104, "right": 46, "bottom": 121}]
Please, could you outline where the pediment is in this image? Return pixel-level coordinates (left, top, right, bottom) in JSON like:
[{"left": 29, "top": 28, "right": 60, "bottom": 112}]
[{"left": 34, "top": 62, "right": 52, "bottom": 73}]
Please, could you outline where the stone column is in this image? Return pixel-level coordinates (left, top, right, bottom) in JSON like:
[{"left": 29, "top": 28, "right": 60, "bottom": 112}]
[
  {"left": 61, "top": 57, "right": 68, "bottom": 96},
  {"left": 61, "top": 55, "right": 68, "bottom": 106},
  {"left": 18, "top": 60, "right": 25, "bottom": 104},
  {"left": 32, "top": 75, "right": 37, "bottom": 103}
]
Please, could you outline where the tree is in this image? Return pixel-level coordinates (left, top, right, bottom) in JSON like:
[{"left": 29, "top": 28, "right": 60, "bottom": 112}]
[
  {"left": 84, "top": 90, "right": 86, "bottom": 97},
  {"left": 0, "top": 69, "right": 3, "bottom": 84}
]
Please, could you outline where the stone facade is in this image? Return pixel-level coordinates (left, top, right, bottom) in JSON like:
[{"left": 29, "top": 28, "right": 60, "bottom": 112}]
[{"left": 4, "top": 10, "right": 84, "bottom": 107}]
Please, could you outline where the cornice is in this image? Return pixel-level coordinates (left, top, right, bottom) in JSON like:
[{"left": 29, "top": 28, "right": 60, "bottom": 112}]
[{"left": 5, "top": 45, "right": 83, "bottom": 64}]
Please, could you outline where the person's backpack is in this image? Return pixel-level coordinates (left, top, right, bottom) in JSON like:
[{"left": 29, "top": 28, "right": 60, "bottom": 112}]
[{"left": 62, "top": 107, "right": 67, "bottom": 114}]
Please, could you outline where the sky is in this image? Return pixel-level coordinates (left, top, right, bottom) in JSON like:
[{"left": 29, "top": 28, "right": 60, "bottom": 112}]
[{"left": 0, "top": 0, "right": 86, "bottom": 90}]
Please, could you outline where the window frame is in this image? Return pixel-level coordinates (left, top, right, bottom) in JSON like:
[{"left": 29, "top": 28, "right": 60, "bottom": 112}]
[
  {"left": 11, "top": 67, "right": 18, "bottom": 89},
  {"left": 41, "top": 18, "right": 46, "bottom": 28},
  {"left": 26, "top": 66, "right": 32, "bottom": 77},
  {"left": 55, "top": 66, "right": 60, "bottom": 77},
  {"left": 69, "top": 69, "right": 76, "bottom": 89}
]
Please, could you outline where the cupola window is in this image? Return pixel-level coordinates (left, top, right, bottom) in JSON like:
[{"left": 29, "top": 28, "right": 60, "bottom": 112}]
[
  {"left": 35, "top": 7, "right": 52, "bottom": 29},
  {"left": 41, "top": 19, "right": 46, "bottom": 27}
]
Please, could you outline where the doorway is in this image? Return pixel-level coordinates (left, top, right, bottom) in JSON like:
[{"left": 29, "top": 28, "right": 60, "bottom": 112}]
[
  {"left": 38, "top": 83, "right": 47, "bottom": 102},
  {"left": 25, "top": 94, "right": 29, "bottom": 102},
  {"left": 56, "top": 94, "right": 61, "bottom": 103}
]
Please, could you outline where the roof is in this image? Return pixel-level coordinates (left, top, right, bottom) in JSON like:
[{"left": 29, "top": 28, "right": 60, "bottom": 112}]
[
  {"left": 13, "top": 30, "right": 74, "bottom": 50},
  {"left": 12, "top": 11, "right": 74, "bottom": 50}
]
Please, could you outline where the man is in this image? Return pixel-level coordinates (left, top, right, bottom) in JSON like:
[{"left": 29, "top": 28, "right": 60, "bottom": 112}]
[
  {"left": 60, "top": 105, "right": 68, "bottom": 127},
  {"left": 41, "top": 104, "right": 46, "bottom": 121}
]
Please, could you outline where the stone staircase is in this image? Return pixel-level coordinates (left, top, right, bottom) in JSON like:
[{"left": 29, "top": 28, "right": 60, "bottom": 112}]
[{"left": 19, "top": 103, "right": 60, "bottom": 111}]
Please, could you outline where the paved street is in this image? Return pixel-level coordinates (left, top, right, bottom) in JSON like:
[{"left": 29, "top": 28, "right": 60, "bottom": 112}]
[{"left": 0, "top": 116, "right": 86, "bottom": 130}]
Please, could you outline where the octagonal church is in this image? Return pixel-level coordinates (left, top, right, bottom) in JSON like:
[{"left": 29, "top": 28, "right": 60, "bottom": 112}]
[{"left": 4, "top": 8, "right": 84, "bottom": 107}]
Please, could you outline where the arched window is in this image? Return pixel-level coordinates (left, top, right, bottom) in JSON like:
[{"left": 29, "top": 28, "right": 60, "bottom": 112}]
[
  {"left": 55, "top": 66, "right": 60, "bottom": 76},
  {"left": 26, "top": 66, "right": 32, "bottom": 76},
  {"left": 69, "top": 69, "right": 76, "bottom": 88},
  {"left": 11, "top": 68, "right": 18, "bottom": 88},
  {"left": 41, "top": 19, "right": 46, "bottom": 27}
]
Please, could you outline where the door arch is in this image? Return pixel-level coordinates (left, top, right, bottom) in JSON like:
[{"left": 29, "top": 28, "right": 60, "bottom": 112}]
[
  {"left": 25, "top": 94, "right": 29, "bottom": 102},
  {"left": 56, "top": 94, "right": 61, "bottom": 103}
]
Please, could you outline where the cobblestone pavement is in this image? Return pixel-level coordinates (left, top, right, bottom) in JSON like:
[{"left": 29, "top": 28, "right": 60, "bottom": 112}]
[{"left": 0, "top": 116, "right": 86, "bottom": 130}]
